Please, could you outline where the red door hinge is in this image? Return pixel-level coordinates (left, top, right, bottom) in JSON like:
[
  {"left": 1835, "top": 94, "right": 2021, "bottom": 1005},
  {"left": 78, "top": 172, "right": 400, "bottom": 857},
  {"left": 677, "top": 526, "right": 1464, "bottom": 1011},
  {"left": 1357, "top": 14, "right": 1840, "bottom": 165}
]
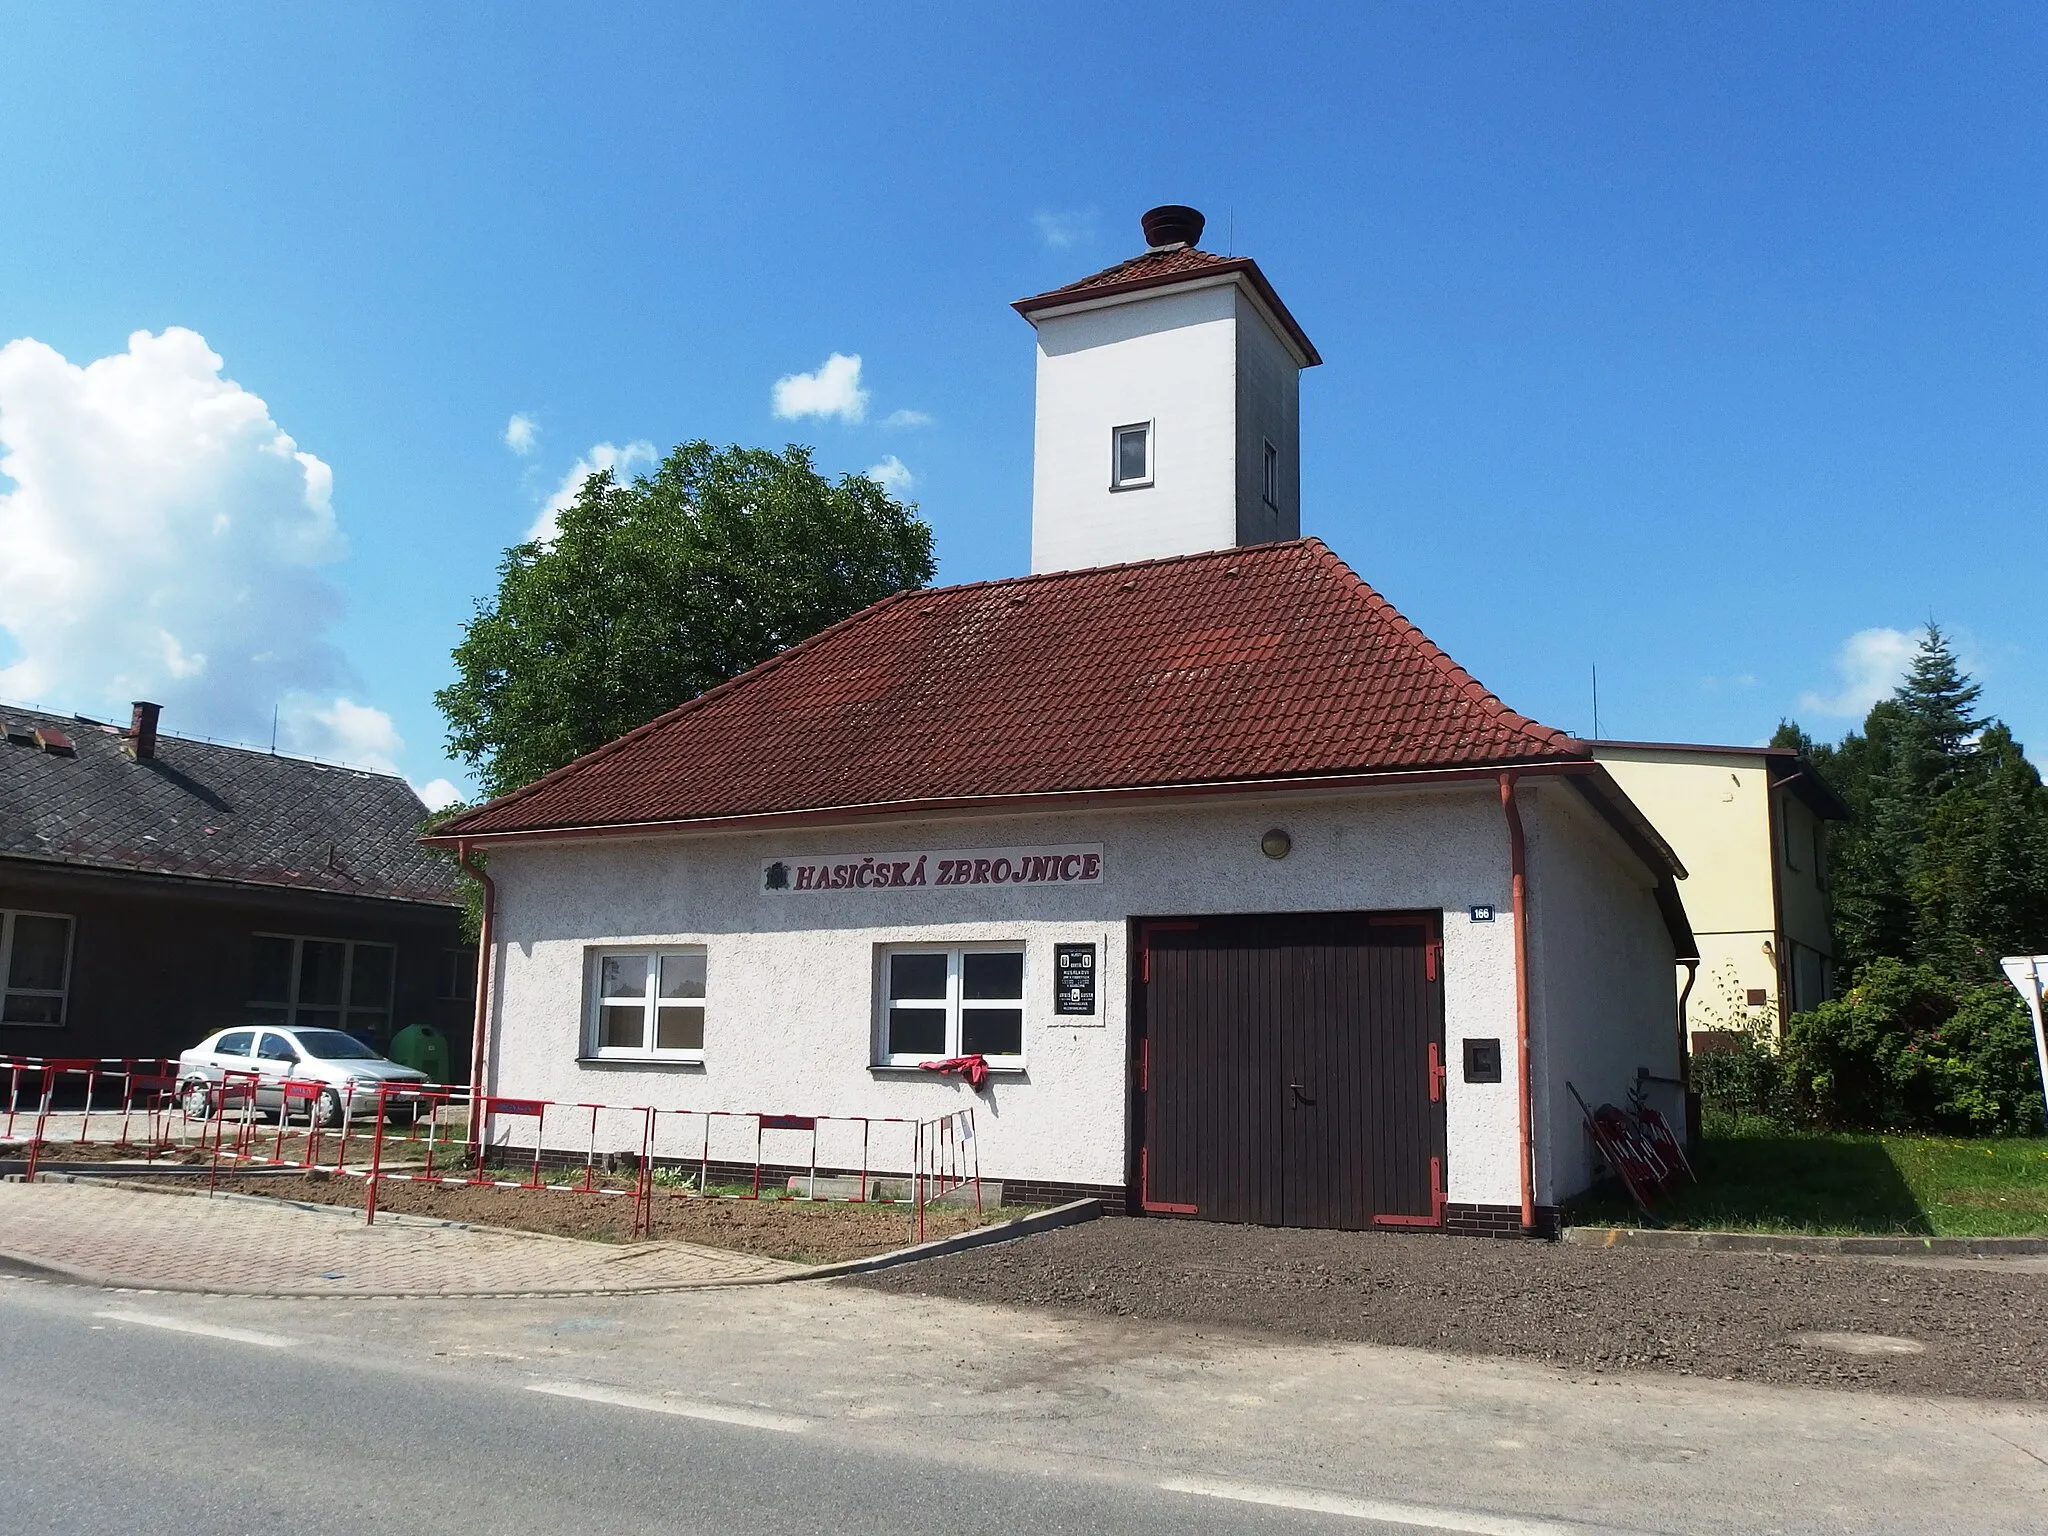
[
  {"left": 1427, "top": 1041, "right": 1447, "bottom": 1103},
  {"left": 1425, "top": 939, "right": 1441, "bottom": 982}
]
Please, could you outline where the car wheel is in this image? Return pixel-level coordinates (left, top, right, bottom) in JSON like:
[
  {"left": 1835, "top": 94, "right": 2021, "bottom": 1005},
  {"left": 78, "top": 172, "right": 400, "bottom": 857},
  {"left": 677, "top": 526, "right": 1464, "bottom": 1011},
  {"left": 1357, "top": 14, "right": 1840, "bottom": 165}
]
[
  {"left": 181, "top": 1082, "right": 214, "bottom": 1121},
  {"left": 313, "top": 1089, "right": 345, "bottom": 1129}
]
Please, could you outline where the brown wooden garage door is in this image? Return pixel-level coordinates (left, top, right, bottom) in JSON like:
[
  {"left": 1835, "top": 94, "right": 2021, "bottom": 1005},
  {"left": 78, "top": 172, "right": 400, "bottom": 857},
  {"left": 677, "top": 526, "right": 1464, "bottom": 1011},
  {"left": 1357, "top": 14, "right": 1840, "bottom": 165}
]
[{"left": 1136, "top": 911, "right": 1445, "bottom": 1229}]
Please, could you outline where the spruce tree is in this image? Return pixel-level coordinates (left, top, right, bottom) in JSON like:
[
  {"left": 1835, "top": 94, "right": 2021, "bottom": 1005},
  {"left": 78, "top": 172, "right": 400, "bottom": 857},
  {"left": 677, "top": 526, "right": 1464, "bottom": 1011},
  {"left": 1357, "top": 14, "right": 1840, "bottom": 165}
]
[
  {"left": 1895, "top": 623, "right": 1983, "bottom": 794},
  {"left": 1803, "top": 625, "right": 2048, "bottom": 983}
]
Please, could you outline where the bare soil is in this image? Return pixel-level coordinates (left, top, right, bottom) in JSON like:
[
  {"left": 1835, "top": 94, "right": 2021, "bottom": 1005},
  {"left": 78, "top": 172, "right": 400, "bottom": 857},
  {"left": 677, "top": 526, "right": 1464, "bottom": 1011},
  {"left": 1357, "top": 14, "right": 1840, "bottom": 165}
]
[
  {"left": 846, "top": 1215, "right": 2048, "bottom": 1399},
  {"left": 209, "top": 1172, "right": 1015, "bottom": 1264}
]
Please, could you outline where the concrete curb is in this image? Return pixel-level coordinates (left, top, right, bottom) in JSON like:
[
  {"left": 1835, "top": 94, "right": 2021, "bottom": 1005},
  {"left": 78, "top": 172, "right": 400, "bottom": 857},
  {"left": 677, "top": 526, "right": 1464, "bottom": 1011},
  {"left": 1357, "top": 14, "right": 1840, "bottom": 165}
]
[
  {"left": 0, "top": 1181, "right": 1100, "bottom": 1298},
  {"left": 796, "top": 1197, "right": 1102, "bottom": 1281},
  {"left": 1563, "top": 1225, "right": 2048, "bottom": 1257},
  {"left": 3, "top": 1162, "right": 313, "bottom": 1180}
]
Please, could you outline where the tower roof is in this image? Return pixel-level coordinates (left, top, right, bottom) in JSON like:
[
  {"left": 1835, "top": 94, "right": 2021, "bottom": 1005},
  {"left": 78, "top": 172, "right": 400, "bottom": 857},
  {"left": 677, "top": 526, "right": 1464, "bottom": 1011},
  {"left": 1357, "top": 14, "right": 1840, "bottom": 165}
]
[{"left": 1014, "top": 236, "right": 1321, "bottom": 366}]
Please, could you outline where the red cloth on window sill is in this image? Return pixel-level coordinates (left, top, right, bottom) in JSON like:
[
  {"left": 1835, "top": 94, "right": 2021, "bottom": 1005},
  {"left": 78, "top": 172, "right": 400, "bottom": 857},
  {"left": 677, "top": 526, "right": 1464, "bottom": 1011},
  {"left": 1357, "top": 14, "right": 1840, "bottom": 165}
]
[{"left": 916, "top": 1054, "right": 990, "bottom": 1088}]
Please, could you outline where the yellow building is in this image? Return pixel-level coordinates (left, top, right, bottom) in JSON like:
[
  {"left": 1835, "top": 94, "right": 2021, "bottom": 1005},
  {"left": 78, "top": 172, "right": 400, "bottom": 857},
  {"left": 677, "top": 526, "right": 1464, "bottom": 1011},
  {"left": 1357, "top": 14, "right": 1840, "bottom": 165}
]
[{"left": 1590, "top": 741, "right": 1848, "bottom": 1043}]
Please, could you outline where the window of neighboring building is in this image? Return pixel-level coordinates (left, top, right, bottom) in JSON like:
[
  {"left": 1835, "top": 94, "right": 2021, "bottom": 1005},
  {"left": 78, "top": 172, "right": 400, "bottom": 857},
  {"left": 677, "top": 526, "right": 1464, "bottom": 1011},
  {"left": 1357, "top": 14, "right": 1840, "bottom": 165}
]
[
  {"left": 439, "top": 946, "right": 477, "bottom": 1002},
  {"left": 877, "top": 945, "right": 1025, "bottom": 1067},
  {"left": 1262, "top": 439, "right": 1280, "bottom": 507},
  {"left": 248, "top": 935, "right": 397, "bottom": 1043},
  {"left": 1, "top": 909, "right": 73, "bottom": 1026},
  {"left": 1111, "top": 422, "right": 1153, "bottom": 489},
  {"left": 585, "top": 947, "right": 706, "bottom": 1060}
]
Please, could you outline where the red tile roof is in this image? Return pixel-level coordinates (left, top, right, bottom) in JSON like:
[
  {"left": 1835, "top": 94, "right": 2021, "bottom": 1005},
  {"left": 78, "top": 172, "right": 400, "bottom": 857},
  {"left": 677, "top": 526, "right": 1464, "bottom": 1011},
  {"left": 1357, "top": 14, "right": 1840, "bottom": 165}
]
[
  {"left": 1014, "top": 248, "right": 1322, "bottom": 366},
  {"left": 436, "top": 540, "right": 1585, "bottom": 839}
]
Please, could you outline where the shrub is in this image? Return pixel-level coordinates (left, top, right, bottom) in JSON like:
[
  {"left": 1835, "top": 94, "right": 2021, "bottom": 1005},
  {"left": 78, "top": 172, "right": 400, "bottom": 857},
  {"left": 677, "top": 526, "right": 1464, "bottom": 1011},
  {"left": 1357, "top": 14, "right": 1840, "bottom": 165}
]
[
  {"left": 1779, "top": 957, "right": 2045, "bottom": 1134},
  {"left": 1691, "top": 1029, "right": 1792, "bottom": 1124}
]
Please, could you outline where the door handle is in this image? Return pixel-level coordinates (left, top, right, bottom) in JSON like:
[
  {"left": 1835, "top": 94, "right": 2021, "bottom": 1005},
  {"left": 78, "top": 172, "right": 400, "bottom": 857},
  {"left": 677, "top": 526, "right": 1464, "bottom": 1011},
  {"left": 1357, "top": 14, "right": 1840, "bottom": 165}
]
[{"left": 1288, "top": 1082, "right": 1316, "bottom": 1107}]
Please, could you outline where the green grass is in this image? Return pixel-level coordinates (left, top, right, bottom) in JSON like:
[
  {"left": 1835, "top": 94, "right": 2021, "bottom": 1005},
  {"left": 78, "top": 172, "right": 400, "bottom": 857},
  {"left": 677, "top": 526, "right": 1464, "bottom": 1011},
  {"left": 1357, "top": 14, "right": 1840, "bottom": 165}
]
[{"left": 1567, "top": 1118, "right": 2048, "bottom": 1237}]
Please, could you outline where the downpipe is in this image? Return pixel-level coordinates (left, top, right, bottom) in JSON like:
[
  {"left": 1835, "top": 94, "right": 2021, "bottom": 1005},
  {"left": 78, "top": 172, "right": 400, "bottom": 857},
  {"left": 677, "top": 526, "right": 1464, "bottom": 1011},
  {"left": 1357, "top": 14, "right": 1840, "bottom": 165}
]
[
  {"left": 1498, "top": 772, "right": 1537, "bottom": 1234},
  {"left": 456, "top": 839, "right": 497, "bottom": 1132}
]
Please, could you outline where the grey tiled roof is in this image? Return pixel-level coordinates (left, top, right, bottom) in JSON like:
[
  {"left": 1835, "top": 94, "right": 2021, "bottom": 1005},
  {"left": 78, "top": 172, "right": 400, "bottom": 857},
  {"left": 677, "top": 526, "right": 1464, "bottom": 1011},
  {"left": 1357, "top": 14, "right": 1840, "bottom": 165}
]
[{"left": 0, "top": 706, "right": 459, "bottom": 907}]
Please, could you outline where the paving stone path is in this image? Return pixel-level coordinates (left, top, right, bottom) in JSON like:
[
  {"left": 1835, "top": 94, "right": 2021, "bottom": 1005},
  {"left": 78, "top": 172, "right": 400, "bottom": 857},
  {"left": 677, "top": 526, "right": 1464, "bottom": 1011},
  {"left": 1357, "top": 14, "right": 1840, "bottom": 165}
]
[{"left": 0, "top": 1179, "right": 803, "bottom": 1296}]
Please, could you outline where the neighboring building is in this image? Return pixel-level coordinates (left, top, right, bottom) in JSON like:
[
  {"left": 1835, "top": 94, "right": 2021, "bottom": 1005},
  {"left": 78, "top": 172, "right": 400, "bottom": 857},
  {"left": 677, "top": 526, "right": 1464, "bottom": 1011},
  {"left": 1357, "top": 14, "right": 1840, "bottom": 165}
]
[
  {"left": 1, "top": 701, "right": 469, "bottom": 1071},
  {"left": 431, "top": 207, "right": 1697, "bottom": 1235},
  {"left": 1589, "top": 741, "right": 1849, "bottom": 1040}
]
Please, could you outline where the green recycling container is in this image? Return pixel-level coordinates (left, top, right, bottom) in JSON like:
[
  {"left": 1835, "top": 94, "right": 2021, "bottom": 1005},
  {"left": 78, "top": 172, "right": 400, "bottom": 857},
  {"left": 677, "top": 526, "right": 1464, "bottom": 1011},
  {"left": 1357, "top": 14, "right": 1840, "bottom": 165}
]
[{"left": 387, "top": 1022, "right": 451, "bottom": 1083}]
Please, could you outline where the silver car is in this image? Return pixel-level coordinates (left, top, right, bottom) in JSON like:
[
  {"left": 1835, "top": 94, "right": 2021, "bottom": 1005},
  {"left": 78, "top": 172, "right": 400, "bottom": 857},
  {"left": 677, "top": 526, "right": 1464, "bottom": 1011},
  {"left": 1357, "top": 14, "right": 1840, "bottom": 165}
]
[{"left": 177, "top": 1026, "right": 431, "bottom": 1127}]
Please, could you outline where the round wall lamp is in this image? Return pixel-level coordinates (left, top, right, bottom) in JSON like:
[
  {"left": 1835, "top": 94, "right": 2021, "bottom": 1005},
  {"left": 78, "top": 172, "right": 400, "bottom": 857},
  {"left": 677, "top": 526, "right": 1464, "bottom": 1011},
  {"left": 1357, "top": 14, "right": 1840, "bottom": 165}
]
[{"left": 1260, "top": 828, "right": 1293, "bottom": 860}]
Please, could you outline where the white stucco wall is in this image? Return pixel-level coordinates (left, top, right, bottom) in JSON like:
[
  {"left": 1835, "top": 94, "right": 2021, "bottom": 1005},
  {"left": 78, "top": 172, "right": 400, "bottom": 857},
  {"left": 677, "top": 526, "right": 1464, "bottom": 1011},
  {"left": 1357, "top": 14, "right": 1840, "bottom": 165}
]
[
  {"left": 1520, "top": 781, "right": 1684, "bottom": 1204},
  {"left": 1028, "top": 285, "right": 1240, "bottom": 573},
  {"left": 1232, "top": 287, "right": 1302, "bottom": 547},
  {"left": 482, "top": 786, "right": 1534, "bottom": 1201}
]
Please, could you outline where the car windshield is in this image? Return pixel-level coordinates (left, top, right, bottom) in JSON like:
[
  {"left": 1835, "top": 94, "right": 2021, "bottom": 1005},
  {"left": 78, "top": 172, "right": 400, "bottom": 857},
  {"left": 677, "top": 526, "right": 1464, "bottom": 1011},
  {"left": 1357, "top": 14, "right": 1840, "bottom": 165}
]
[{"left": 290, "top": 1030, "right": 382, "bottom": 1061}]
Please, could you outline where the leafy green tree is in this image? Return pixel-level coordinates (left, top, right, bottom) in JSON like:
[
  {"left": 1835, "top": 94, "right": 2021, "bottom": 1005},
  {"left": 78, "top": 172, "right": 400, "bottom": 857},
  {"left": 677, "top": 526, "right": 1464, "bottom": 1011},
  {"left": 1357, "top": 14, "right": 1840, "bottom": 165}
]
[{"left": 438, "top": 441, "right": 935, "bottom": 799}]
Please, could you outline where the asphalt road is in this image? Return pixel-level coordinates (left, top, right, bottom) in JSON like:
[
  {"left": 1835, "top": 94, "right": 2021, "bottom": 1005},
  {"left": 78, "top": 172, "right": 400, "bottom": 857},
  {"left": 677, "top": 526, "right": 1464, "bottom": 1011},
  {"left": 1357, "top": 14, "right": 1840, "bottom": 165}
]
[
  {"left": 3, "top": 1263, "right": 2044, "bottom": 1536},
  {"left": 0, "top": 1283, "right": 1590, "bottom": 1536}
]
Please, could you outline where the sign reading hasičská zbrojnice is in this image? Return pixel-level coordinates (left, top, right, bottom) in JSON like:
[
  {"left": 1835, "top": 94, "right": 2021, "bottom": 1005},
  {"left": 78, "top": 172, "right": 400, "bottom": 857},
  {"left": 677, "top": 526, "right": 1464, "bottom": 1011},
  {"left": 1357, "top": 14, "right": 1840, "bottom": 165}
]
[{"left": 762, "top": 845, "right": 1103, "bottom": 894}]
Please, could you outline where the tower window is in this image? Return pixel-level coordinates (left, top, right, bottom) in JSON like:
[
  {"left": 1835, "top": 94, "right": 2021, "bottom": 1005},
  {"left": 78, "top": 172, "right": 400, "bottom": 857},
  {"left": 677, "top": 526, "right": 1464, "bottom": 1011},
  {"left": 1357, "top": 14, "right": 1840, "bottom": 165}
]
[
  {"left": 1263, "top": 439, "right": 1280, "bottom": 507},
  {"left": 1111, "top": 422, "right": 1153, "bottom": 489}
]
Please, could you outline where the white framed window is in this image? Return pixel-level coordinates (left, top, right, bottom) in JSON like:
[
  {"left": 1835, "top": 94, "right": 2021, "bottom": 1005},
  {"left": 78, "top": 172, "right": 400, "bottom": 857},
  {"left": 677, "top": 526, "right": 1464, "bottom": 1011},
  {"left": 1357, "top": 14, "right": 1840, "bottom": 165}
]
[
  {"left": 586, "top": 947, "right": 706, "bottom": 1060},
  {"left": 1, "top": 908, "right": 74, "bottom": 1026},
  {"left": 248, "top": 934, "right": 396, "bottom": 1042},
  {"left": 877, "top": 945, "right": 1025, "bottom": 1067},
  {"left": 1262, "top": 439, "right": 1280, "bottom": 507},
  {"left": 1110, "top": 421, "right": 1153, "bottom": 489}
]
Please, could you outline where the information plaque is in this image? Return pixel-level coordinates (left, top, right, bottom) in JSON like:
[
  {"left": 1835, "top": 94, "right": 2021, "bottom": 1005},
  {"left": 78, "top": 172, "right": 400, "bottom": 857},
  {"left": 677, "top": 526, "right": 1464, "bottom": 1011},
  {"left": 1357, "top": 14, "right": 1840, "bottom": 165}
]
[{"left": 1054, "top": 943, "right": 1097, "bottom": 1017}]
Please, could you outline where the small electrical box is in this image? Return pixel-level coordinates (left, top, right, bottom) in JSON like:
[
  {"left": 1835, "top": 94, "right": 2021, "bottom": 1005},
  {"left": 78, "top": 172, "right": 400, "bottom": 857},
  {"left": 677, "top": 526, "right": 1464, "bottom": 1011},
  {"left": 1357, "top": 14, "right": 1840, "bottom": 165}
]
[{"left": 1463, "top": 1037, "right": 1502, "bottom": 1083}]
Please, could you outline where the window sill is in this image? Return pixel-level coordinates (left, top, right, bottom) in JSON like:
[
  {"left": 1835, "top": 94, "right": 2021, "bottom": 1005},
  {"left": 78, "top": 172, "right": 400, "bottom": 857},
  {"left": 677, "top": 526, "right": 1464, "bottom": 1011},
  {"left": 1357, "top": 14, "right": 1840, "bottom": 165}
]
[
  {"left": 577, "top": 1054, "right": 706, "bottom": 1069},
  {"left": 0, "top": 1019, "right": 67, "bottom": 1030},
  {"left": 869, "top": 1063, "right": 1027, "bottom": 1078},
  {"left": 1107, "top": 480, "right": 1153, "bottom": 493}
]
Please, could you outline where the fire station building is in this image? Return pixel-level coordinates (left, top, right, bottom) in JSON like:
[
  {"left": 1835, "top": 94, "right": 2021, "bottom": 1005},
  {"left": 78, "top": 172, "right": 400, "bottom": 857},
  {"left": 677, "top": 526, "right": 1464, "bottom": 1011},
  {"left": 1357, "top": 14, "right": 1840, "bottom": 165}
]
[{"left": 431, "top": 206, "right": 1694, "bottom": 1235}]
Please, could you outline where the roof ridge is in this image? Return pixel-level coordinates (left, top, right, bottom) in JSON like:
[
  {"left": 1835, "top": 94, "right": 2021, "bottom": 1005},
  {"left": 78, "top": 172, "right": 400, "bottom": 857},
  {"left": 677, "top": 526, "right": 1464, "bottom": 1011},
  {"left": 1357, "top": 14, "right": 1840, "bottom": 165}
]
[{"left": 0, "top": 699, "right": 419, "bottom": 784}]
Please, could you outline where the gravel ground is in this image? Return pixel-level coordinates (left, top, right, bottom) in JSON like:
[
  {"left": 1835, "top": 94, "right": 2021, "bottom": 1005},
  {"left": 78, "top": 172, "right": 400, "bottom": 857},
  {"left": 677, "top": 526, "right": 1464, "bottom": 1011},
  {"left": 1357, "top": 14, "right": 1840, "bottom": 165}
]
[
  {"left": 847, "top": 1216, "right": 2048, "bottom": 1399},
  {"left": 208, "top": 1172, "right": 1010, "bottom": 1264}
]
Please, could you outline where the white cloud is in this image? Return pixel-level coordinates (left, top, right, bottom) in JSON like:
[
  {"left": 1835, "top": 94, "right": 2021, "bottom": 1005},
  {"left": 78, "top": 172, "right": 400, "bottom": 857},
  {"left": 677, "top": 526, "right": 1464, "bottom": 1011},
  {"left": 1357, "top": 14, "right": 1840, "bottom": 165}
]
[
  {"left": 503, "top": 413, "right": 538, "bottom": 454},
  {"left": 865, "top": 455, "right": 915, "bottom": 495},
  {"left": 771, "top": 353, "right": 868, "bottom": 423},
  {"left": 1798, "top": 627, "right": 1919, "bottom": 717},
  {"left": 1033, "top": 209, "right": 1095, "bottom": 249},
  {"left": 882, "top": 408, "right": 933, "bottom": 429},
  {"left": 527, "top": 439, "right": 657, "bottom": 542},
  {"left": 412, "top": 776, "right": 465, "bottom": 812},
  {"left": 280, "top": 694, "right": 403, "bottom": 775},
  {"left": 0, "top": 326, "right": 391, "bottom": 756}
]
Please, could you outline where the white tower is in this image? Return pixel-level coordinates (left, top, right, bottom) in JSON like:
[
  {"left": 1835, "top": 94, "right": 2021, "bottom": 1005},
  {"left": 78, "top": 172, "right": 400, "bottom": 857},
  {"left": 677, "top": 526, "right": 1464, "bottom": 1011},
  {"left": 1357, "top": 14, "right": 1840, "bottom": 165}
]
[{"left": 1014, "top": 205, "right": 1320, "bottom": 574}]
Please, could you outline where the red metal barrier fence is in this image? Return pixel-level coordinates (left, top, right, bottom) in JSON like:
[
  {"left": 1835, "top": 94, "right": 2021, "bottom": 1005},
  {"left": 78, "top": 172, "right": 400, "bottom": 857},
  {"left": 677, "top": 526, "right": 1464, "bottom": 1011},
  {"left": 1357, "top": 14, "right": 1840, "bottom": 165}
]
[
  {"left": 379, "top": 1088, "right": 979, "bottom": 1238},
  {"left": 3, "top": 1055, "right": 182, "bottom": 1175},
  {"left": 6, "top": 1058, "right": 981, "bottom": 1244}
]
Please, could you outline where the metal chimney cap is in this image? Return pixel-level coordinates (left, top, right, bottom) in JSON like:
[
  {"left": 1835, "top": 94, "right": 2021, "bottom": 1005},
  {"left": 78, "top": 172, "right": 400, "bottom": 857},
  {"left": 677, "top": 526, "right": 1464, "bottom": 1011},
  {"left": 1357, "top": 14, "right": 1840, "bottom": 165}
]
[{"left": 1141, "top": 205, "right": 1205, "bottom": 250}]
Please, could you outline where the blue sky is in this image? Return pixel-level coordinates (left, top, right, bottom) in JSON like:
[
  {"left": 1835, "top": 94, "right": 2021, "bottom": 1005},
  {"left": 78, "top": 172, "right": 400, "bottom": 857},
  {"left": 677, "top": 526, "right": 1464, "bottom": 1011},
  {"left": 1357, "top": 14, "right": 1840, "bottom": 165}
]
[{"left": 1, "top": 4, "right": 2043, "bottom": 801}]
